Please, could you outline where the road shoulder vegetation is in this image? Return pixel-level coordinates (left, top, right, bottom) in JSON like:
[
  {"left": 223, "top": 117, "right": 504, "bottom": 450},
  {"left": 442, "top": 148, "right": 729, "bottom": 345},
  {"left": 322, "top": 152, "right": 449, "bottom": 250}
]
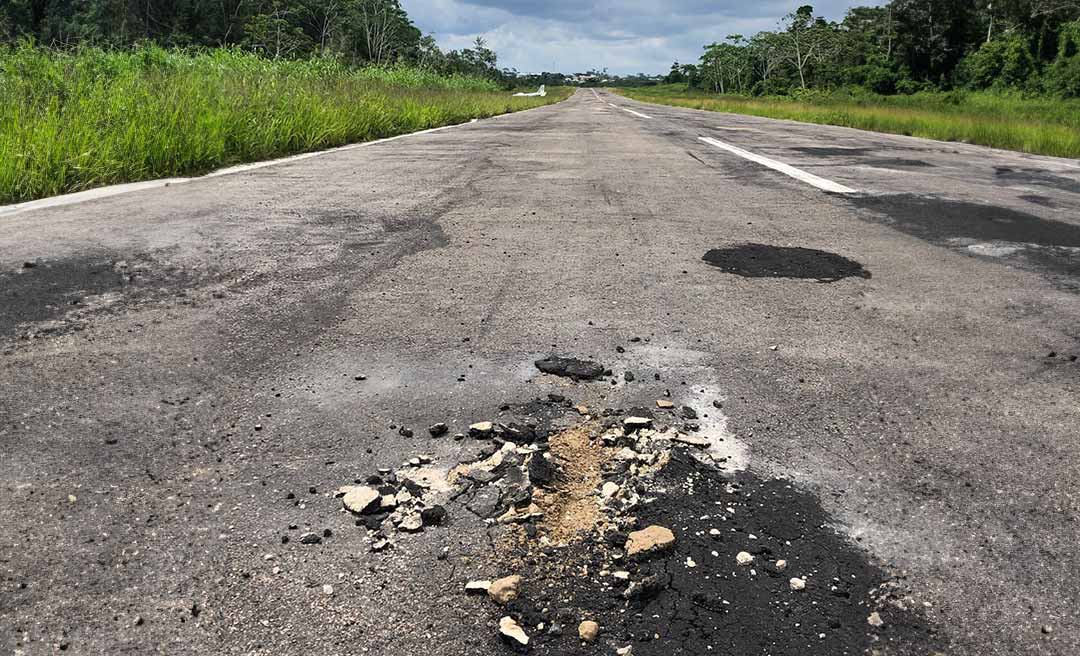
[
  {"left": 0, "top": 46, "right": 567, "bottom": 206},
  {"left": 615, "top": 85, "right": 1080, "bottom": 159}
]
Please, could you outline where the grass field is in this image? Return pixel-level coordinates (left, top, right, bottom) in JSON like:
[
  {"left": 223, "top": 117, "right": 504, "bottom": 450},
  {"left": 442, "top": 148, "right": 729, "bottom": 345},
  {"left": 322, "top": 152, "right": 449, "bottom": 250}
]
[
  {"left": 0, "top": 45, "right": 567, "bottom": 205},
  {"left": 616, "top": 85, "right": 1080, "bottom": 159}
]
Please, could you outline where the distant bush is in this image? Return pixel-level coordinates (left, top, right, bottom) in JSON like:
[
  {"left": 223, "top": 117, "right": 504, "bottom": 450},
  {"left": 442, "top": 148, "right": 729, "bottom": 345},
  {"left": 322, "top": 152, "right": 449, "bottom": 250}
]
[
  {"left": 1048, "top": 21, "right": 1080, "bottom": 97},
  {"left": 958, "top": 35, "right": 1037, "bottom": 91}
]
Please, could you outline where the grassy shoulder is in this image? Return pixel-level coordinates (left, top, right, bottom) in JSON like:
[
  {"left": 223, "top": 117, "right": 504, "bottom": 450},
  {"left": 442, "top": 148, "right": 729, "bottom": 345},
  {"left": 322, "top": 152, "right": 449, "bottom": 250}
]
[
  {"left": 0, "top": 46, "right": 569, "bottom": 205},
  {"left": 615, "top": 85, "right": 1080, "bottom": 159}
]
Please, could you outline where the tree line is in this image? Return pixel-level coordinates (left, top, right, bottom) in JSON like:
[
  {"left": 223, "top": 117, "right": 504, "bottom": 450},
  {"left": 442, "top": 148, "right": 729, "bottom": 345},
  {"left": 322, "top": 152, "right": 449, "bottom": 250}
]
[
  {"left": 0, "top": 0, "right": 507, "bottom": 80},
  {"left": 666, "top": 1, "right": 1080, "bottom": 97}
]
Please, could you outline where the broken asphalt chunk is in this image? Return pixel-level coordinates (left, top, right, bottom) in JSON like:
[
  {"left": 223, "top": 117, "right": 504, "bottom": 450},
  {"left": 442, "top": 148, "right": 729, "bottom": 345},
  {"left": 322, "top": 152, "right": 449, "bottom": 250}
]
[{"left": 534, "top": 355, "right": 606, "bottom": 381}]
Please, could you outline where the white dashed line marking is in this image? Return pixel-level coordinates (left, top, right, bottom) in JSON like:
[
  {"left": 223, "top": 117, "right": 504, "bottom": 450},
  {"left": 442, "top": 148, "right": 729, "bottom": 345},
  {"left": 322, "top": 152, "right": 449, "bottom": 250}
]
[
  {"left": 698, "top": 136, "right": 857, "bottom": 194},
  {"left": 606, "top": 102, "right": 652, "bottom": 120}
]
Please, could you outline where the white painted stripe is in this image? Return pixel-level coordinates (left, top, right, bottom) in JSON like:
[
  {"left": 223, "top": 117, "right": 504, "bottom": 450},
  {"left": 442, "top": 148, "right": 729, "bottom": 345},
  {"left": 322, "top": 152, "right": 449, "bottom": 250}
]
[
  {"left": 619, "top": 107, "right": 653, "bottom": 120},
  {"left": 604, "top": 102, "right": 652, "bottom": 120},
  {"left": 0, "top": 107, "right": 550, "bottom": 217},
  {"left": 698, "top": 136, "right": 857, "bottom": 194}
]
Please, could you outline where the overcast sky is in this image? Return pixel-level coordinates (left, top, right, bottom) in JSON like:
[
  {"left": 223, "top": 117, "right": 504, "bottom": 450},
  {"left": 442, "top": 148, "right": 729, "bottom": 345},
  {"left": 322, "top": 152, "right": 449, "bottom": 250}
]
[{"left": 402, "top": 0, "right": 881, "bottom": 75}]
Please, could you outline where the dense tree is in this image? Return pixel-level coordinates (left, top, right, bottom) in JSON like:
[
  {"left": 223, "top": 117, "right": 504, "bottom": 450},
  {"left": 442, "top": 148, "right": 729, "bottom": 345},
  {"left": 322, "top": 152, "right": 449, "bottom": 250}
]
[
  {"left": 0, "top": 0, "right": 509, "bottom": 81},
  {"left": 670, "top": 1, "right": 1080, "bottom": 97}
]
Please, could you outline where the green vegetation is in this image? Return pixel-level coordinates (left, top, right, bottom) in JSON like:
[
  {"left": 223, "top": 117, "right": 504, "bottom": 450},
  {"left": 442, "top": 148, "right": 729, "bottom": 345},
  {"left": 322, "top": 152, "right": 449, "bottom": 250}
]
[
  {"left": 0, "top": 46, "right": 566, "bottom": 205},
  {"left": 614, "top": 2, "right": 1080, "bottom": 157},
  {"left": 617, "top": 85, "right": 1080, "bottom": 158},
  {"left": 654, "top": 2, "right": 1080, "bottom": 98}
]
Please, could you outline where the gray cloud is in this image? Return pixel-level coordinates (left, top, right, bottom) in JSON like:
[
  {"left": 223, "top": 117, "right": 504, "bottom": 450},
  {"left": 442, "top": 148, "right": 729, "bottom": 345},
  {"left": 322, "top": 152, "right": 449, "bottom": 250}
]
[{"left": 402, "top": 0, "right": 881, "bottom": 74}]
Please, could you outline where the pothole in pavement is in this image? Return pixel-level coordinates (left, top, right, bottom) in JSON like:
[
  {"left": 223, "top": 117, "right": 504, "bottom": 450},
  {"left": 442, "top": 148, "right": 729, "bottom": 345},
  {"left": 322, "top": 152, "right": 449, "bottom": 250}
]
[
  {"left": 285, "top": 356, "right": 938, "bottom": 654},
  {"left": 702, "top": 245, "right": 871, "bottom": 283}
]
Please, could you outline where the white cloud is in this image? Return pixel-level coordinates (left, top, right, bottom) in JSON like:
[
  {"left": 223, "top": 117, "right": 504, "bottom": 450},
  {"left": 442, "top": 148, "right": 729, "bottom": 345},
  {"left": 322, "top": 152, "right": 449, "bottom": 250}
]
[{"left": 402, "top": 0, "right": 882, "bottom": 74}]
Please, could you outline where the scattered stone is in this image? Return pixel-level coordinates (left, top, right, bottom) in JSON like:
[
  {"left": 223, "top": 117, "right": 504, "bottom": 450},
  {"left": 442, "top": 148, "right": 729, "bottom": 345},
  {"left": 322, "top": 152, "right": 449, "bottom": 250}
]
[
  {"left": 868, "top": 612, "right": 885, "bottom": 628},
  {"left": 299, "top": 532, "right": 322, "bottom": 545},
  {"left": 528, "top": 454, "right": 556, "bottom": 487},
  {"left": 655, "top": 400, "right": 675, "bottom": 409},
  {"left": 488, "top": 575, "right": 522, "bottom": 605},
  {"left": 623, "top": 416, "right": 652, "bottom": 432},
  {"left": 534, "top": 355, "right": 606, "bottom": 381},
  {"left": 601, "top": 481, "right": 620, "bottom": 498},
  {"left": 498, "top": 616, "right": 529, "bottom": 646},
  {"left": 624, "top": 575, "right": 664, "bottom": 601},
  {"left": 343, "top": 486, "right": 383, "bottom": 514},
  {"left": 354, "top": 375, "right": 367, "bottom": 381},
  {"left": 322, "top": 584, "right": 334, "bottom": 596},
  {"left": 673, "top": 434, "right": 710, "bottom": 448},
  {"left": 736, "top": 551, "right": 754, "bottom": 566},
  {"left": 1042, "top": 625, "right": 1053, "bottom": 635},
  {"left": 398, "top": 426, "right": 414, "bottom": 438},
  {"left": 469, "top": 421, "right": 494, "bottom": 437},
  {"left": 616, "top": 647, "right": 633, "bottom": 656},
  {"left": 428, "top": 423, "right": 449, "bottom": 437},
  {"left": 575, "top": 405, "right": 589, "bottom": 415},
  {"left": 397, "top": 513, "right": 423, "bottom": 533},
  {"left": 712, "top": 400, "right": 723, "bottom": 409},
  {"left": 578, "top": 620, "right": 600, "bottom": 643},
  {"left": 775, "top": 559, "right": 787, "bottom": 572},
  {"left": 465, "top": 580, "right": 492, "bottom": 594},
  {"left": 680, "top": 406, "right": 698, "bottom": 420},
  {"left": 371, "top": 538, "right": 391, "bottom": 552},
  {"left": 626, "top": 525, "right": 676, "bottom": 558},
  {"left": 421, "top": 505, "right": 447, "bottom": 526},
  {"left": 790, "top": 577, "right": 807, "bottom": 591},
  {"left": 624, "top": 371, "right": 636, "bottom": 382}
]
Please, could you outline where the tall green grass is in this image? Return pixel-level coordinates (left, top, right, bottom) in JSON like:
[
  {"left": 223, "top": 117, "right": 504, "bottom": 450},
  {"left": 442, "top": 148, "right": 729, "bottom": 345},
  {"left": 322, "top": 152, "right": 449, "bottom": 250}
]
[
  {"left": 0, "top": 45, "right": 567, "bottom": 204},
  {"left": 617, "top": 85, "right": 1080, "bottom": 159}
]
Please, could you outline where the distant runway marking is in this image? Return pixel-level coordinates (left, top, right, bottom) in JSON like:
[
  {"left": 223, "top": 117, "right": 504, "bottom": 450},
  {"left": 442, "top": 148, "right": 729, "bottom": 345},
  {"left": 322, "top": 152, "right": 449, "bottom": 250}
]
[
  {"left": 606, "top": 102, "right": 652, "bottom": 119},
  {"left": 699, "top": 136, "right": 857, "bottom": 194}
]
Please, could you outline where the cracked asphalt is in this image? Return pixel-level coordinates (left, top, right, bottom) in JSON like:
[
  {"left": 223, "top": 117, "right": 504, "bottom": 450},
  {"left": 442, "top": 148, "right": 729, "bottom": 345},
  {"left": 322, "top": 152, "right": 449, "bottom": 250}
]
[{"left": 2, "top": 88, "right": 1080, "bottom": 655}]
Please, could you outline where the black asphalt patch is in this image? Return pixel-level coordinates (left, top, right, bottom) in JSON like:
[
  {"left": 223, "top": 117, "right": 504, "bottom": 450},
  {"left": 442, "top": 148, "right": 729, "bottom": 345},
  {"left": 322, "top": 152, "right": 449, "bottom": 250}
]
[
  {"left": 861, "top": 158, "right": 935, "bottom": 169},
  {"left": 791, "top": 147, "right": 874, "bottom": 157},
  {"left": 496, "top": 451, "right": 940, "bottom": 655},
  {"left": 0, "top": 258, "right": 124, "bottom": 337},
  {"left": 995, "top": 167, "right": 1080, "bottom": 195},
  {"left": 703, "top": 245, "right": 870, "bottom": 283},
  {"left": 850, "top": 194, "right": 1080, "bottom": 248},
  {"left": 1018, "top": 194, "right": 1057, "bottom": 208}
]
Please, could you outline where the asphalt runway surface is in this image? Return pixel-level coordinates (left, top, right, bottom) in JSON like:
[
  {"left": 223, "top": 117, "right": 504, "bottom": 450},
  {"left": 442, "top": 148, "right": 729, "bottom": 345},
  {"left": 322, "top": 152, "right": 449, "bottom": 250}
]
[{"left": 2, "top": 89, "right": 1079, "bottom": 655}]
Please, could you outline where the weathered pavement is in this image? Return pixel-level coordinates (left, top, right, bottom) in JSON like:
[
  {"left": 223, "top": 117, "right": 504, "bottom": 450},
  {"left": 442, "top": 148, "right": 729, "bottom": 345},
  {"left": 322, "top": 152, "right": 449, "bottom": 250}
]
[{"left": 2, "top": 88, "right": 1079, "bottom": 655}]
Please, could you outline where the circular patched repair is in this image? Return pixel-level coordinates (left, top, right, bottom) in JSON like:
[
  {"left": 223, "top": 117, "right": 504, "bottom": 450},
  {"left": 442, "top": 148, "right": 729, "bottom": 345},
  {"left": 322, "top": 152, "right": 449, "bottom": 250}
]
[{"left": 703, "top": 244, "right": 870, "bottom": 283}]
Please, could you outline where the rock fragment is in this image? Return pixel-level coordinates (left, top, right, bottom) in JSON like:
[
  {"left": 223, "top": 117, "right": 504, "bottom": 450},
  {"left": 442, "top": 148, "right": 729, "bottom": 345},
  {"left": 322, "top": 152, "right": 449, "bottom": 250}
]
[
  {"left": 498, "top": 616, "right": 529, "bottom": 646},
  {"left": 528, "top": 454, "right": 556, "bottom": 487},
  {"left": 488, "top": 575, "right": 522, "bottom": 605},
  {"left": 299, "top": 532, "right": 322, "bottom": 545},
  {"left": 428, "top": 423, "right": 449, "bottom": 437},
  {"left": 736, "top": 551, "right": 754, "bottom": 566},
  {"left": 655, "top": 400, "right": 674, "bottom": 409},
  {"left": 534, "top": 355, "right": 606, "bottom": 381},
  {"left": 465, "top": 580, "right": 492, "bottom": 594},
  {"left": 421, "top": 505, "right": 447, "bottom": 526},
  {"left": 867, "top": 612, "right": 884, "bottom": 628},
  {"left": 469, "top": 421, "right": 494, "bottom": 437},
  {"left": 625, "top": 526, "right": 675, "bottom": 558},
  {"left": 578, "top": 620, "right": 600, "bottom": 643},
  {"left": 790, "top": 577, "right": 807, "bottom": 591},
  {"left": 623, "top": 416, "right": 652, "bottom": 432},
  {"left": 342, "top": 487, "right": 381, "bottom": 514}
]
